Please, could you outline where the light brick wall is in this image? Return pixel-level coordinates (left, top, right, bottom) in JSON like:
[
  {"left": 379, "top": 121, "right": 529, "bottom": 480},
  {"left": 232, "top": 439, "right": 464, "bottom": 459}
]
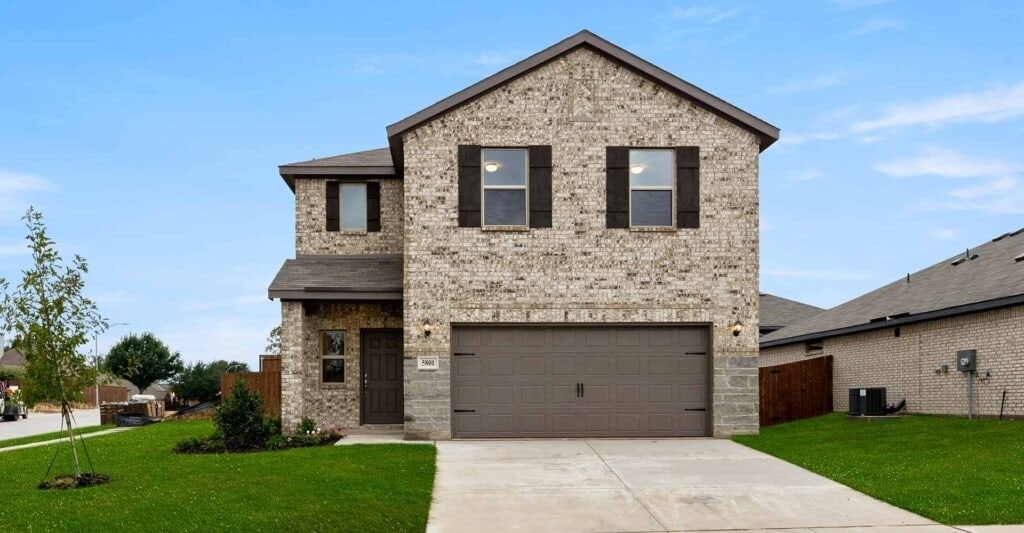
[
  {"left": 759, "top": 305, "right": 1024, "bottom": 418},
  {"left": 294, "top": 177, "right": 403, "bottom": 255},
  {"left": 401, "top": 48, "right": 761, "bottom": 439},
  {"left": 279, "top": 301, "right": 403, "bottom": 431}
]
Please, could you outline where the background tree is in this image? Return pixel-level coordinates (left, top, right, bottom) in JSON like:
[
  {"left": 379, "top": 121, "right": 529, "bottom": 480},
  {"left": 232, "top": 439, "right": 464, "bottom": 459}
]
[
  {"left": 265, "top": 324, "right": 281, "bottom": 354},
  {"left": 173, "top": 359, "right": 249, "bottom": 403},
  {"left": 0, "top": 208, "right": 108, "bottom": 479},
  {"left": 105, "top": 333, "right": 183, "bottom": 393}
]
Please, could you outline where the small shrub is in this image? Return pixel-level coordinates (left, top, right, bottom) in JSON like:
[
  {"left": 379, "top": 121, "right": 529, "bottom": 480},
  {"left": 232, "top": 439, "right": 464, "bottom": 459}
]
[
  {"left": 296, "top": 417, "right": 317, "bottom": 435},
  {"left": 265, "top": 417, "right": 282, "bottom": 436},
  {"left": 214, "top": 380, "right": 269, "bottom": 451},
  {"left": 173, "top": 437, "right": 205, "bottom": 454},
  {"left": 265, "top": 434, "right": 288, "bottom": 451}
]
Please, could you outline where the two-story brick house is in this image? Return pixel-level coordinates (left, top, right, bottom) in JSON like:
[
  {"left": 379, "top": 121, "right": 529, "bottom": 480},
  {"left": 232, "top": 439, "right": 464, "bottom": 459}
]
[{"left": 269, "top": 30, "right": 779, "bottom": 439}]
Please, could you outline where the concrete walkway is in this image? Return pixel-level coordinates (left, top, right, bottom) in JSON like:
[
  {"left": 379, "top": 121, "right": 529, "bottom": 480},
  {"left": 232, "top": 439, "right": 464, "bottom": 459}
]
[
  {"left": 0, "top": 427, "right": 131, "bottom": 453},
  {"left": 0, "top": 409, "right": 100, "bottom": 440},
  {"left": 428, "top": 438, "right": 944, "bottom": 532}
]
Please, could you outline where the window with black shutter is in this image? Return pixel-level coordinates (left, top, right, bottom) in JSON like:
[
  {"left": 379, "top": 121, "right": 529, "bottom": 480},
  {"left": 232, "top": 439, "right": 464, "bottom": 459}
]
[
  {"left": 458, "top": 145, "right": 552, "bottom": 229},
  {"left": 606, "top": 146, "right": 700, "bottom": 229},
  {"left": 325, "top": 181, "right": 371, "bottom": 232}
]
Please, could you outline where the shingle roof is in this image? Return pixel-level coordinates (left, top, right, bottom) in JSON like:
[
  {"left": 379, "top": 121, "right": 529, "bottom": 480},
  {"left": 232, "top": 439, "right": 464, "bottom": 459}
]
[
  {"left": 278, "top": 148, "right": 396, "bottom": 191},
  {"left": 761, "top": 228, "right": 1024, "bottom": 347},
  {"left": 282, "top": 148, "right": 393, "bottom": 168},
  {"left": 0, "top": 348, "right": 26, "bottom": 368},
  {"left": 759, "top": 293, "right": 824, "bottom": 330},
  {"left": 268, "top": 254, "right": 403, "bottom": 300}
]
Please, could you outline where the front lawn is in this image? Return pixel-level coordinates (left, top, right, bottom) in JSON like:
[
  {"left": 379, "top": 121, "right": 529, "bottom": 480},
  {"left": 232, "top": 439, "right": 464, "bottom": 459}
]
[
  {"left": 0, "top": 420, "right": 436, "bottom": 531},
  {"left": 0, "top": 424, "right": 114, "bottom": 449},
  {"left": 734, "top": 413, "right": 1024, "bottom": 525}
]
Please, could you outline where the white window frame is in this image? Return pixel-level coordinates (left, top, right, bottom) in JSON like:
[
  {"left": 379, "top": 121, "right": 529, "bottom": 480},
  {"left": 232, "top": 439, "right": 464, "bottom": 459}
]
[
  {"left": 628, "top": 149, "right": 676, "bottom": 229},
  {"left": 339, "top": 183, "right": 368, "bottom": 231},
  {"left": 481, "top": 148, "right": 529, "bottom": 228},
  {"left": 321, "top": 330, "right": 346, "bottom": 384}
]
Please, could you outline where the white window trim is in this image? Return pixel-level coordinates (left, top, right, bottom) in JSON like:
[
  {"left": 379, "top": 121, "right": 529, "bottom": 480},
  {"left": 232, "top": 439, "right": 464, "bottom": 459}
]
[
  {"left": 481, "top": 148, "right": 529, "bottom": 228},
  {"left": 321, "top": 330, "right": 346, "bottom": 384},
  {"left": 628, "top": 149, "right": 676, "bottom": 229},
  {"left": 339, "top": 183, "right": 368, "bottom": 232}
]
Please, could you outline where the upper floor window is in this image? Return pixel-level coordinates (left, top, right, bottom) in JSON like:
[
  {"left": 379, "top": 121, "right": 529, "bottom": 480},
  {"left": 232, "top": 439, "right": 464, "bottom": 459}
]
[
  {"left": 482, "top": 149, "right": 528, "bottom": 227},
  {"left": 339, "top": 183, "right": 367, "bottom": 231},
  {"left": 629, "top": 149, "right": 675, "bottom": 228}
]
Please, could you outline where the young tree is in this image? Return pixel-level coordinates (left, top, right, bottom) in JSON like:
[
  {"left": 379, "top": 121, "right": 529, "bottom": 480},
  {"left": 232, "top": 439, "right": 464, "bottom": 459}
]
[
  {"left": 0, "top": 208, "right": 108, "bottom": 479},
  {"left": 265, "top": 324, "right": 281, "bottom": 354},
  {"left": 105, "top": 333, "right": 183, "bottom": 393},
  {"left": 173, "top": 359, "right": 250, "bottom": 403}
]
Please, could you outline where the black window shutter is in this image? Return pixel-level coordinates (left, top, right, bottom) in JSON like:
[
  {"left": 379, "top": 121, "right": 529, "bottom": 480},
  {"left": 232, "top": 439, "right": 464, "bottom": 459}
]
[
  {"left": 366, "top": 182, "right": 381, "bottom": 232},
  {"left": 606, "top": 147, "right": 629, "bottom": 228},
  {"left": 676, "top": 146, "right": 700, "bottom": 229},
  {"left": 457, "top": 145, "right": 481, "bottom": 227},
  {"left": 325, "top": 181, "right": 340, "bottom": 231},
  {"left": 528, "top": 145, "right": 552, "bottom": 228}
]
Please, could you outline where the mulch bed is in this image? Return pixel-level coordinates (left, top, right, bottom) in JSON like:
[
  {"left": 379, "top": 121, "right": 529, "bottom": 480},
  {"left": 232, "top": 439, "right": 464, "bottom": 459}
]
[{"left": 38, "top": 473, "right": 110, "bottom": 490}]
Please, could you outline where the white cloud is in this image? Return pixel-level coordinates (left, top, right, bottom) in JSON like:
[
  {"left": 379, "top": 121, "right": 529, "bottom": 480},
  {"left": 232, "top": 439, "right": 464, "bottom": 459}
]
[
  {"left": 792, "top": 169, "right": 822, "bottom": 182},
  {"left": 876, "top": 147, "right": 1019, "bottom": 178},
  {"left": 764, "top": 268, "right": 872, "bottom": 281},
  {"left": 473, "top": 50, "right": 526, "bottom": 67},
  {"left": 949, "top": 176, "right": 1020, "bottom": 200},
  {"left": 778, "top": 131, "right": 840, "bottom": 146},
  {"left": 671, "top": 5, "right": 744, "bottom": 23},
  {"left": 852, "top": 84, "right": 1024, "bottom": 133},
  {"left": 848, "top": 18, "right": 905, "bottom": 36},
  {"left": 0, "top": 170, "right": 57, "bottom": 223},
  {"left": 831, "top": 0, "right": 890, "bottom": 7},
  {"left": 928, "top": 228, "right": 958, "bottom": 241},
  {"left": 770, "top": 70, "right": 853, "bottom": 94},
  {"left": 0, "top": 243, "right": 27, "bottom": 257},
  {"left": 161, "top": 316, "right": 275, "bottom": 367}
]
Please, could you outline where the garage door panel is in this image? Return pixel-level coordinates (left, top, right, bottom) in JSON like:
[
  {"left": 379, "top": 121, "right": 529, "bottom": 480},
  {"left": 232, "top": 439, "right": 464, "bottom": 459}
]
[{"left": 452, "top": 326, "right": 710, "bottom": 438}]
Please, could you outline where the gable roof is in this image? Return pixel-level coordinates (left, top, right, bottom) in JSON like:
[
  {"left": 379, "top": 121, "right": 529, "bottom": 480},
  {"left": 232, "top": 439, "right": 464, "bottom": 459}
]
[
  {"left": 0, "top": 348, "right": 26, "bottom": 368},
  {"left": 759, "top": 293, "right": 824, "bottom": 331},
  {"left": 268, "top": 254, "right": 403, "bottom": 300},
  {"left": 385, "top": 29, "right": 779, "bottom": 172},
  {"left": 761, "top": 228, "right": 1024, "bottom": 348},
  {"left": 278, "top": 148, "right": 395, "bottom": 191}
]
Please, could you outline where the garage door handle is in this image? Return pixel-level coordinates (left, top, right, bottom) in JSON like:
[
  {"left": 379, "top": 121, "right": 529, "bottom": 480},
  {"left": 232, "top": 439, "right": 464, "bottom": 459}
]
[
  {"left": 581, "top": 383, "right": 584, "bottom": 397},
  {"left": 576, "top": 383, "right": 581, "bottom": 397},
  {"left": 454, "top": 409, "right": 476, "bottom": 413},
  {"left": 453, "top": 352, "right": 476, "bottom": 357},
  {"left": 685, "top": 408, "right": 706, "bottom": 412}
]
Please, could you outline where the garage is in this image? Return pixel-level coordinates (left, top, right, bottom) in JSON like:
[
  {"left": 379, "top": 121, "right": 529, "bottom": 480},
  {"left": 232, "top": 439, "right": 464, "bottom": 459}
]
[{"left": 451, "top": 325, "right": 710, "bottom": 438}]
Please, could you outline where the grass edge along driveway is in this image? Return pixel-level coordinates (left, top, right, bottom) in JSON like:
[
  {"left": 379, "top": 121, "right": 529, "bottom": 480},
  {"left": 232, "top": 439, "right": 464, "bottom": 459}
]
[
  {"left": 0, "top": 424, "right": 115, "bottom": 449},
  {"left": 0, "top": 420, "right": 436, "bottom": 531},
  {"left": 734, "top": 413, "right": 1024, "bottom": 525}
]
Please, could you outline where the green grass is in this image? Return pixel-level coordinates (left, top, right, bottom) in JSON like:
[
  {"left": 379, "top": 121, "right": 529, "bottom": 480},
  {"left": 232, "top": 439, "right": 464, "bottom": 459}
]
[
  {"left": 0, "top": 420, "right": 436, "bottom": 531},
  {"left": 734, "top": 413, "right": 1024, "bottom": 525},
  {"left": 0, "top": 424, "right": 115, "bottom": 449}
]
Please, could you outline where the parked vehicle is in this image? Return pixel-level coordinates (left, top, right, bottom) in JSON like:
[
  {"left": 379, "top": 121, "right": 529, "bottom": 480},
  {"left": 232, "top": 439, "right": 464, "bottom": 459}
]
[{"left": 1, "top": 386, "right": 28, "bottom": 421}]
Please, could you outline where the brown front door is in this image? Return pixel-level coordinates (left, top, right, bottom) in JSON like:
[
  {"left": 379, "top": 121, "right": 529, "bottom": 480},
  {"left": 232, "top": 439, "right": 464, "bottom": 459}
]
[{"left": 361, "top": 329, "right": 404, "bottom": 425}]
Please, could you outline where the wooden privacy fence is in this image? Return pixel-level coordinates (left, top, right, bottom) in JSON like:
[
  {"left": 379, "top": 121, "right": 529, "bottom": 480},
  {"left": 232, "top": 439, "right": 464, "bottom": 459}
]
[
  {"left": 760, "top": 356, "right": 833, "bottom": 427},
  {"left": 83, "top": 385, "right": 132, "bottom": 407},
  {"left": 221, "top": 371, "right": 281, "bottom": 417}
]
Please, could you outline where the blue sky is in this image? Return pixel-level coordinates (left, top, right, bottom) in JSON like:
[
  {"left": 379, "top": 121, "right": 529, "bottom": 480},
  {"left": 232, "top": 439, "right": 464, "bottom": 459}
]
[{"left": 1, "top": 2, "right": 1022, "bottom": 366}]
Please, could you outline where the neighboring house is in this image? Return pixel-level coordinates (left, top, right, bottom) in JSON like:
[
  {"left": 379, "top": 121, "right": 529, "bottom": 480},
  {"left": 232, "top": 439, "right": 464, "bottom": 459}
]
[
  {"left": 269, "top": 30, "right": 779, "bottom": 439},
  {"left": 0, "top": 348, "right": 26, "bottom": 369},
  {"left": 758, "top": 293, "right": 824, "bottom": 336},
  {"left": 761, "top": 229, "right": 1024, "bottom": 418}
]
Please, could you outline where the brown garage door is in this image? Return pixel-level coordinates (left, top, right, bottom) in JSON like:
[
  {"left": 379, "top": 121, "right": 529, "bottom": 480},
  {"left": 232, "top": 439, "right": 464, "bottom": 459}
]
[{"left": 451, "top": 326, "right": 710, "bottom": 438}]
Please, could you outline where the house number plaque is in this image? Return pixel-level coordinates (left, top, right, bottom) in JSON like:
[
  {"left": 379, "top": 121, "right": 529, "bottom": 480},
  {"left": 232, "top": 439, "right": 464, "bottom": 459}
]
[{"left": 417, "top": 356, "right": 439, "bottom": 371}]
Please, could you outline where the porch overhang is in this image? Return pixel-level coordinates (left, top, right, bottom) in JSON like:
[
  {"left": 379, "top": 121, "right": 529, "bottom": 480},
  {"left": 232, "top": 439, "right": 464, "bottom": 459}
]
[{"left": 268, "top": 254, "right": 403, "bottom": 301}]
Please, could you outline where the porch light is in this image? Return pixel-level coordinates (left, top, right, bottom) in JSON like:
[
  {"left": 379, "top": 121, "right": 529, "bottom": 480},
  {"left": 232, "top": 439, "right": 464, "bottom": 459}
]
[
  {"left": 422, "top": 319, "right": 433, "bottom": 337},
  {"left": 484, "top": 162, "right": 500, "bottom": 172},
  {"left": 630, "top": 164, "right": 645, "bottom": 175},
  {"left": 731, "top": 320, "right": 744, "bottom": 337}
]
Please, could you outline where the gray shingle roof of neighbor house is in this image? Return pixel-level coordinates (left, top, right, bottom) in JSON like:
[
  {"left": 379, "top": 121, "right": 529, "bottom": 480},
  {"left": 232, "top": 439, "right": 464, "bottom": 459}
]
[
  {"left": 278, "top": 29, "right": 780, "bottom": 188},
  {"left": 760, "top": 228, "right": 1024, "bottom": 348},
  {"left": 268, "top": 254, "right": 403, "bottom": 300},
  {"left": 759, "top": 293, "right": 824, "bottom": 331},
  {"left": 1, "top": 348, "right": 26, "bottom": 369}
]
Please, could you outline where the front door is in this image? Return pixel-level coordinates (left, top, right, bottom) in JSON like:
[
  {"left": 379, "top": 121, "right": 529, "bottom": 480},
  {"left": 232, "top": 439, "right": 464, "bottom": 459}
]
[{"left": 361, "top": 329, "right": 404, "bottom": 424}]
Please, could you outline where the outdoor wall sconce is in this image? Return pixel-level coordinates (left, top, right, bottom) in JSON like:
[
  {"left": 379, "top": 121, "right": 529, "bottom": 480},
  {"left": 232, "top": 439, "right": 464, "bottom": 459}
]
[
  {"left": 422, "top": 319, "right": 433, "bottom": 338},
  {"left": 731, "top": 320, "right": 744, "bottom": 337}
]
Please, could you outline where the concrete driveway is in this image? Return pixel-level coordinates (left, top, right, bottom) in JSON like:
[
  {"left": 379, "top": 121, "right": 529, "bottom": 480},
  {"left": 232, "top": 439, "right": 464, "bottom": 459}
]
[
  {"left": 0, "top": 409, "right": 100, "bottom": 441},
  {"left": 428, "top": 438, "right": 945, "bottom": 532}
]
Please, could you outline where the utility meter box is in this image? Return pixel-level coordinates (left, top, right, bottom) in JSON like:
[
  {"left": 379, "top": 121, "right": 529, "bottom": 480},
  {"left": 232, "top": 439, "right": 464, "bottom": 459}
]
[{"left": 956, "top": 349, "right": 977, "bottom": 373}]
